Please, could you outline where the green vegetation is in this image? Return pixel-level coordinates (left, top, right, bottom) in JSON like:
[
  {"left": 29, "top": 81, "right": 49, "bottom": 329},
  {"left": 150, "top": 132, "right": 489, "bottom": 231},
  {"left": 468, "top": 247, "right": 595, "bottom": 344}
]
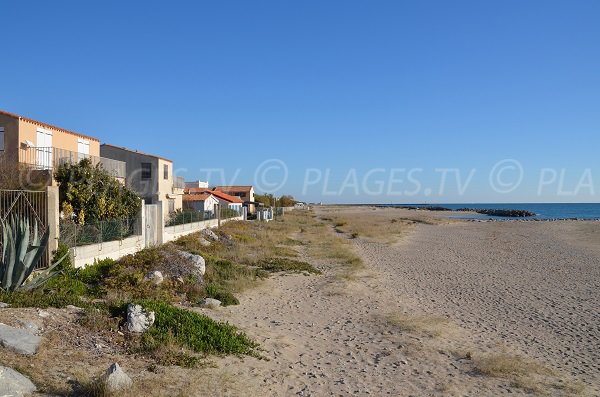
[
  {"left": 135, "top": 300, "right": 260, "bottom": 357},
  {"left": 1, "top": 210, "right": 343, "bottom": 381},
  {"left": 205, "top": 283, "right": 240, "bottom": 306},
  {"left": 54, "top": 158, "right": 141, "bottom": 223},
  {"left": 1, "top": 215, "right": 67, "bottom": 291},
  {"left": 254, "top": 193, "right": 296, "bottom": 207}
]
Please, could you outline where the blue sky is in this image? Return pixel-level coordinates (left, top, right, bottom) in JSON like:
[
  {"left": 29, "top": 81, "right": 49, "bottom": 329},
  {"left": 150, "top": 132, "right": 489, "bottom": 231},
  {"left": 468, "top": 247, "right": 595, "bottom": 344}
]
[{"left": 2, "top": 1, "right": 599, "bottom": 203}]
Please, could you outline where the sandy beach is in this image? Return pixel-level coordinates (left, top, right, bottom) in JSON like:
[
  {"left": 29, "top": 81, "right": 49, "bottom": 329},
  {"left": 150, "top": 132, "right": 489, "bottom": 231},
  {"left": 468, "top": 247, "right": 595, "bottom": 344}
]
[{"left": 199, "top": 206, "right": 599, "bottom": 396}]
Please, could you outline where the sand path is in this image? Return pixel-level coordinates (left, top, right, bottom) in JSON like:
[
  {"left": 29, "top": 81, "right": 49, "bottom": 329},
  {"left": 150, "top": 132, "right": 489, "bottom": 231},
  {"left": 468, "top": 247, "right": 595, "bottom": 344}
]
[{"left": 200, "top": 210, "right": 599, "bottom": 396}]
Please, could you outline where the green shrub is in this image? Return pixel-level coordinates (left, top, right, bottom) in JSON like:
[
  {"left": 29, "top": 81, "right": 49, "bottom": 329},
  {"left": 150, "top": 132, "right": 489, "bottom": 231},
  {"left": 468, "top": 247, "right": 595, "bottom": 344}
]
[
  {"left": 52, "top": 243, "right": 74, "bottom": 271},
  {"left": 55, "top": 158, "right": 141, "bottom": 222},
  {"left": 134, "top": 300, "right": 259, "bottom": 357},
  {"left": 0, "top": 288, "right": 84, "bottom": 308},
  {"left": 204, "top": 284, "right": 239, "bottom": 306}
]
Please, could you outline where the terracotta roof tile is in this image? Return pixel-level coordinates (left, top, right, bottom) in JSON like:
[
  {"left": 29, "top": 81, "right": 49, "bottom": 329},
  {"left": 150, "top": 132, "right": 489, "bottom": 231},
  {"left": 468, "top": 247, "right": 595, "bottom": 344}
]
[
  {"left": 185, "top": 188, "right": 243, "bottom": 204},
  {"left": 182, "top": 193, "right": 213, "bottom": 202}
]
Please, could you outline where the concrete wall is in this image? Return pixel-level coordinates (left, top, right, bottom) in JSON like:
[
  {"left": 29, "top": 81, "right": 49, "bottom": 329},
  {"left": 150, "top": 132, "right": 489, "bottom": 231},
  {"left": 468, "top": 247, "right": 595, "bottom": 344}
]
[
  {"left": 71, "top": 234, "right": 146, "bottom": 268},
  {"left": 70, "top": 202, "right": 146, "bottom": 268},
  {"left": 163, "top": 216, "right": 243, "bottom": 243}
]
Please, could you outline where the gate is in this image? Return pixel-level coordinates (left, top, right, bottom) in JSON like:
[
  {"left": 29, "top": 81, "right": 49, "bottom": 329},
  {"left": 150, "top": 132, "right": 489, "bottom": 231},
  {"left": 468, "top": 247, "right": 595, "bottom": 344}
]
[
  {"left": 0, "top": 190, "right": 49, "bottom": 268},
  {"left": 145, "top": 204, "right": 159, "bottom": 247}
]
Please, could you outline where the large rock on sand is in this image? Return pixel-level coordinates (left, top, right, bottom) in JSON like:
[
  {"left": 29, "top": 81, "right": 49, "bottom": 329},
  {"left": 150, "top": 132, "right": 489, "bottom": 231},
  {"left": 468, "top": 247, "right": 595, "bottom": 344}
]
[
  {"left": 201, "top": 228, "right": 219, "bottom": 241},
  {"left": 144, "top": 270, "right": 164, "bottom": 285},
  {"left": 0, "top": 323, "right": 41, "bottom": 355},
  {"left": 0, "top": 366, "right": 37, "bottom": 396},
  {"left": 178, "top": 251, "right": 206, "bottom": 276},
  {"left": 127, "top": 304, "right": 155, "bottom": 333}
]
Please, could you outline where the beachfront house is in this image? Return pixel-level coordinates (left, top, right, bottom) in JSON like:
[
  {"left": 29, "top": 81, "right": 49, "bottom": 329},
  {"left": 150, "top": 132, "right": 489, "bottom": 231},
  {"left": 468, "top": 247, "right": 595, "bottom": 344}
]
[
  {"left": 186, "top": 187, "right": 243, "bottom": 213},
  {"left": 213, "top": 185, "right": 255, "bottom": 213},
  {"left": 0, "top": 109, "right": 126, "bottom": 185},
  {"left": 100, "top": 144, "right": 185, "bottom": 219},
  {"left": 182, "top": 192, "right": 219, "bottom": 218}
]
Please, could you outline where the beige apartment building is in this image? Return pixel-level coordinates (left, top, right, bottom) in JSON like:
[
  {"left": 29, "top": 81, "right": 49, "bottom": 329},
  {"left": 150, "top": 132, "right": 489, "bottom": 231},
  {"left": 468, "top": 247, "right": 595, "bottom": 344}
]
[
  {"left": 100, "top": 144, "right": 184, "bottom": 219},
  {"left": 0, "top": 109, "right": 126, "bottom": 184}
]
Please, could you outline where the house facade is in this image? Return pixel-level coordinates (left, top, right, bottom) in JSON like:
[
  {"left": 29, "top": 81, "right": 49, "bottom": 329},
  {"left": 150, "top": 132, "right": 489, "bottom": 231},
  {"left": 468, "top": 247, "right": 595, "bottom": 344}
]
[
  {"left": 100, "top": 144, "right": 184, "bottom": 219},
  {"left": 0, "top": 110, "right": 126, "bottom": 184},
  {"left": 185, "top": 188, "right": 243, "bottom": 213},
  {"left": 182, "top": 193, "right": 219, "bottom": 217},
  {"left": 213, "top": 186, "right": 255, "bottom": 213}
]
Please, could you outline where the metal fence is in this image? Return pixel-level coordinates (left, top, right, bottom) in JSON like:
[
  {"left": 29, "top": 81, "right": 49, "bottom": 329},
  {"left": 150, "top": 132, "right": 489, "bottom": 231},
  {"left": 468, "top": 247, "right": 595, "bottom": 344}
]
[
  {"left": 165, "top": 210, "right": 216, "bottom": 228},
  {"left": 0, "top": 190, "right": 49, "bottom": 268},
  {"left": 59, "top": 216, "right": 141, "bottom": 248},
  {"left": 165, "top": 206, "right": 243, "bottom": 232},
  {"left": 20, "top": 146, "right": 126, "bottom": 179}
]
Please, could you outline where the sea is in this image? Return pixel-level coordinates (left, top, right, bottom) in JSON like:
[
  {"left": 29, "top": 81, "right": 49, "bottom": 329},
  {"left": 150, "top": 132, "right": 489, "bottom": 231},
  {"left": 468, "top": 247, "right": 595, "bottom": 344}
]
[{"left": 385, "top": 203, "right": 600, "bottom": 220}]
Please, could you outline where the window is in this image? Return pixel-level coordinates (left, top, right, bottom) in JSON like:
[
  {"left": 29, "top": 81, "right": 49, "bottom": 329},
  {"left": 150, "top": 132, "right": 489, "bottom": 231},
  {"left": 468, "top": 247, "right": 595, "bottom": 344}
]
[
  {"left": 164, "top": 164, "right": 169, "bottom": 180},
  {"left": 0, "top": 127, "right": 4, "bottom": 151},
  {"left": 141, "top": 162, "right": 152, "bottom": 179},
  {"left": 77, "top": 138, "right": 90, "bottom": 161},
  {"left": 36, "top": 128, "right": 53, "bottom": 169},
  {"left": 168, "top": 199, "right": 175, "bottom": 213}
]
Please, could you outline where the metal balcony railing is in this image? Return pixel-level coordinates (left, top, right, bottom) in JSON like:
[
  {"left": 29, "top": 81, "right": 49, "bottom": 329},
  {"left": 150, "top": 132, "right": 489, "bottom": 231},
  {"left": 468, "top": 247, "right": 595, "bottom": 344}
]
[
  {"left": 173, "top": 176, "right": 185, "bottom": 189},
  {"left": 20, "top": 147, "right": 126, "bottom": 179}
]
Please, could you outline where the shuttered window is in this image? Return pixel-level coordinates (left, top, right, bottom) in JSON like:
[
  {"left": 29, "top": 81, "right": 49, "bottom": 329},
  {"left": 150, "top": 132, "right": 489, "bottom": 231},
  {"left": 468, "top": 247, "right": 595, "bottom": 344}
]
[
  {"left": 141, "top": 162, "right": 152, "bottom": 179},
  {"left": 0, "top": 127, "right": 4, "bottom": 151}
]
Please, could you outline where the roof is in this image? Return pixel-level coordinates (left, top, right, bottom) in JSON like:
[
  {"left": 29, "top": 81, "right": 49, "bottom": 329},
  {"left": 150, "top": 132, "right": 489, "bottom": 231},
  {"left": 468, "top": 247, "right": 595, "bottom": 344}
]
[
  {"left": 184, "top": 188, "right": 243, "bottom": 204},
  {"left": 0, "top": 109, "right": 100, "bottom": 142},
  {"left": 210, "top": 190, "right": 244, "bottom": 204},
  {"left": 101, "top": 143, "right": 172, "bottom": 162},
  {"left": 213, "top": 186, "right": 254, "bottom": 193},
  {"left": 182, "top": 193, "right": 214, "bottom": 202}
]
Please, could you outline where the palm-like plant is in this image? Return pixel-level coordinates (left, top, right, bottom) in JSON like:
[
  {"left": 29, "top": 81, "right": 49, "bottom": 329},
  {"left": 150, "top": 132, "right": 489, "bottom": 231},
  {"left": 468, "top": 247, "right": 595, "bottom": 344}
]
[{"left": 1, "top": 215, "right": 65, "bottom": 291}]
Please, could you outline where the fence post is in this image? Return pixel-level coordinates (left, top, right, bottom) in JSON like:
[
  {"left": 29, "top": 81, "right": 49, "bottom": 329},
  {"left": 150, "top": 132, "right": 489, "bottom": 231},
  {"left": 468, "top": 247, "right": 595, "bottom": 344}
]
[
  {"left": 138, "top": 199, "right": 146, "bottom": 246},
  {"left": 156, "top": 200, "right": 165, "bottom": 244},
  {"left": 46, "top": 186, "right": 60, "bottom": 255},
  {"left": 217, "top": 204, "right": 221, "bottom": 228}
]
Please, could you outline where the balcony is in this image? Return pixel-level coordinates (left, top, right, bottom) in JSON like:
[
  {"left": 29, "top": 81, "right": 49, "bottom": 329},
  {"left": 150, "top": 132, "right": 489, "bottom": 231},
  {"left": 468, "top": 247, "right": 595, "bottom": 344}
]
[
  {"left": 20, "top": 146, "right": 126, "bottom": 179},
  {"left": 173, "top": 176, "right": 185, "bottom": 194}
]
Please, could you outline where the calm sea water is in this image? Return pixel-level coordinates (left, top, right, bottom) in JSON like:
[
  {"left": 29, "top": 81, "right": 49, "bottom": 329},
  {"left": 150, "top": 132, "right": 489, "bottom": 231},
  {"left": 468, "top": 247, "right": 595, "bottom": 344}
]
[{"left": 391, "top": 203, "right": 600, "bottom": 220}]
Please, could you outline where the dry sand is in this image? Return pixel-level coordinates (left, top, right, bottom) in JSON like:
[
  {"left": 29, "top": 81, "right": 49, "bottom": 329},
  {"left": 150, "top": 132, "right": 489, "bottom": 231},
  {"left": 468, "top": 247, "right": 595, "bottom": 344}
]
[{"left": 199, "top": 206, "right": 599, "bottom": 396}]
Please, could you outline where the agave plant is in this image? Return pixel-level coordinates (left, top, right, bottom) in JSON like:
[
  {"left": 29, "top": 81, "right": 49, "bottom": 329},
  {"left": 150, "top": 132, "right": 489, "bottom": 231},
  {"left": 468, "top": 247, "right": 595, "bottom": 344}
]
[{"left": 0, "top": 215, "right": 65, "bottom": 291}]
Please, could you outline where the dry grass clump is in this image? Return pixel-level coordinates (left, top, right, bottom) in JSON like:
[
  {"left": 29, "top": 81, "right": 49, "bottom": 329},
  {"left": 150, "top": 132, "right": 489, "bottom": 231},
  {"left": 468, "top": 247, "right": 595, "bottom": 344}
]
[
  {"left": 387, "top": 313, "right": 454, "bottom": 338},
  {"left": 473, "top": 353, "right": 586, "bottom": 395},
  {"left": 298, "top": 213, "right": 364, "bottom": 278},
  {"left": 318, "top": 207, "right": 417, "bottom": 244}
]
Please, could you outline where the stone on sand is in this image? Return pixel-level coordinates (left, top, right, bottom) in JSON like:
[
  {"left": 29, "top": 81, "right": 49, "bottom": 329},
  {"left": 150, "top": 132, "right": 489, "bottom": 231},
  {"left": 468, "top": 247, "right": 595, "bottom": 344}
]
[
  {"left": 178, "top": 250, "right": 206, "bottom": 276},
  {"left": 0, "top": 366, "right": 37, "bottom": 396},
  {"left": 103, "top": 363, "right": 132, "bottom": 393},
  {"left": 145, "top": 270, "right": 164, "bottom": 285},
  {"left": 0, "top": 323, "right": 41, "bottom": 355},
  {"left": 200, "top": 298, "right": 222, "bottom": 307},
  {"left": 127, "top": 304, "right": 155, "bottom": 333}
]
